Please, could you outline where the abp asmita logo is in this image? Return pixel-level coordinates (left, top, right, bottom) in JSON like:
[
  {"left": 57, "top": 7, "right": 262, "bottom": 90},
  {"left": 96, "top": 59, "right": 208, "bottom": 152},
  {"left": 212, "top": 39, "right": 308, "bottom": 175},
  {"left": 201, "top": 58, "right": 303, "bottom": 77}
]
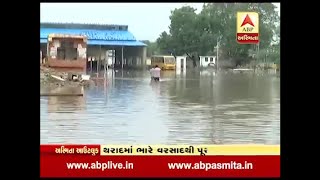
[{"left": 237, "top": 12, "right": 259, "bottom": 44}]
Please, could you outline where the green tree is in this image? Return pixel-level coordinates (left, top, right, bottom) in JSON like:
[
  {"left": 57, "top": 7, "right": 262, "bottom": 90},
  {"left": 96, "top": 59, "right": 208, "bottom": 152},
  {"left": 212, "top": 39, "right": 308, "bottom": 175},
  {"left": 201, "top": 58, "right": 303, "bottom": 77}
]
[
  {"left": 156, "top": 3, "right": 280, "bottom": 66},
  {"left": 141, "top": 40, "right": 160, "bottom": 57},
  {"left": 156, "top": 31, "right": 173, "bottom": 55}
]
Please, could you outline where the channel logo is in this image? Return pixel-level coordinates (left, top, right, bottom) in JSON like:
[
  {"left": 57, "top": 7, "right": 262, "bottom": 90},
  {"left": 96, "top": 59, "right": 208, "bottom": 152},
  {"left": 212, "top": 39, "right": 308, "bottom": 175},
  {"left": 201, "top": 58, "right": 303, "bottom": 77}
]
[{"left": 237, "top": 12, "right": 259, "bottom": 44}]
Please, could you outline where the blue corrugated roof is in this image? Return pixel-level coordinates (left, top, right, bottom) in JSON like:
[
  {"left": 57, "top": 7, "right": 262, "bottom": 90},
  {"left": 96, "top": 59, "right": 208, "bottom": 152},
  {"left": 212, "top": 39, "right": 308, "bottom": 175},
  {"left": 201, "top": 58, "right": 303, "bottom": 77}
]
[
  {"left": 88, "top": 40, "right": 146, "bottom": 46},
  {"left": 40, "top": 39, "right": 146, "bottom": 46},
  {"left": 40, "top": 28, "right": 146, "bottom": 46},
  {"left": 41, "top": 28, "right": 136, "bottom": 41}
]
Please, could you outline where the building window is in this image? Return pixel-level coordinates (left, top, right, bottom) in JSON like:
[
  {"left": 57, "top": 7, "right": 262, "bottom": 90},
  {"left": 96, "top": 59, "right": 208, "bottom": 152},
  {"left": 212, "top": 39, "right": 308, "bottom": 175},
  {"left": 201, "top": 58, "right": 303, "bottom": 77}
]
[
  {"left": 210, "top": 57, "right": 214, "bottom": 62},
  {"left": 152, "top": 57, "right": 164, "bottom": 63},
  {"left": 57, "top": 41, "right": 78, "bottom": 60},
  {"left": 205, "top": 57, "right": 208, "bottom": 62},
  {"left": 57, "top": 48, "right": 65, "bottom": 60}
]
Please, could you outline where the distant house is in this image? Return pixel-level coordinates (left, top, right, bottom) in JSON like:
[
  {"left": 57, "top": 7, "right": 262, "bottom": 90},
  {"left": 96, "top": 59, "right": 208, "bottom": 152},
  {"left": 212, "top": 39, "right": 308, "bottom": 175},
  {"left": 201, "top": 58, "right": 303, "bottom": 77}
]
[{"left": 199, "top": 56, "right": 216, "bottom": 67}]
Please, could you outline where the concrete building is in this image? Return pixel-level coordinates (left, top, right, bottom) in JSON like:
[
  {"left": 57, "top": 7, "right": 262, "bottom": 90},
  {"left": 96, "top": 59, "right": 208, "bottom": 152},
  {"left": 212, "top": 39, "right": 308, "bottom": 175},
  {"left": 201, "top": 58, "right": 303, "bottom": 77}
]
[
  {"left": 46, "top": 34, "right": 87, "bottom": 72},
  {"left": 40, "top": 23, "right": 147, "bottom": 71}
]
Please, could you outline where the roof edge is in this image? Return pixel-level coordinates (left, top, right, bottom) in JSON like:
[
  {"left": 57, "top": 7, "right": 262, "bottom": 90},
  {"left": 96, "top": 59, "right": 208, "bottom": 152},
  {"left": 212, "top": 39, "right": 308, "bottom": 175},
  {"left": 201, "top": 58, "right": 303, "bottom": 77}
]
[
  {"left": 40, "top": 39, "right": 147, "bottom": 47},
  {"left": 41, "top": 22, "right": 128, "bottom": 31}
]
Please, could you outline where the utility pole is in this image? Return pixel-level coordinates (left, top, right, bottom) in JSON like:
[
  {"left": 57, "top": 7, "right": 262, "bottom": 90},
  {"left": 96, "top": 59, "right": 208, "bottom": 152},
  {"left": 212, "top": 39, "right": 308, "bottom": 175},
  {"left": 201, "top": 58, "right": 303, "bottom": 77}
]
[
  {"left": 254, "top": 43, "right": 260, "bottom": 73},
  {"left": 104, "top": 51, "right": 107, "bottom": 79},
  {"left": 216, "top": 39, "right": 219, "bottom": 71},
  {"left": 214, "top": 38, "right": 220, "bottom": 71}
]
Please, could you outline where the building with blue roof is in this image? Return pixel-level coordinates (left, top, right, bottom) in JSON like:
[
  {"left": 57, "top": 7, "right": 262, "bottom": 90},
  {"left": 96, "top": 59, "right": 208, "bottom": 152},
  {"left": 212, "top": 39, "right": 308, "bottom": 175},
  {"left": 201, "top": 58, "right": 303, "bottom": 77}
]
[{"left": 40, "top": 23, "right": 147, "bottom": 70}]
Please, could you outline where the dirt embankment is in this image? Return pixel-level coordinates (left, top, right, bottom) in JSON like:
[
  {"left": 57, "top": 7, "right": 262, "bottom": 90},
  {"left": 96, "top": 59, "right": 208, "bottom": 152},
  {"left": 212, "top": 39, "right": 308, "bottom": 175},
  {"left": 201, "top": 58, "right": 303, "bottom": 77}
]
[{"left": 40, "top": 66, "right": 94, "bottom": 88}]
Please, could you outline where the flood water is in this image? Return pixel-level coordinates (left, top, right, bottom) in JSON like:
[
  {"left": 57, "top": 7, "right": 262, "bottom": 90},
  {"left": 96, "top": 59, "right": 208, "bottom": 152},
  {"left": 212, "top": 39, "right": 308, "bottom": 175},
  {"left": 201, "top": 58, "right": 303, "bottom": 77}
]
[{"left": 40, "top": 70, "right": 280, "bottom": 145}]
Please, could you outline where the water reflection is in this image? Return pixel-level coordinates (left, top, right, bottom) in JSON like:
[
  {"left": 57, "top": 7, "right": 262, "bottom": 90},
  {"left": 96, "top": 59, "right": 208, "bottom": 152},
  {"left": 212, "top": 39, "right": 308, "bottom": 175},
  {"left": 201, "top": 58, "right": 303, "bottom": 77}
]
[
  {"left": 47, "top": 96, "right": 85, "bottom": 112},
  {"left": 41, "top": 94, "right": 86, "bottom": 144},
  {"left": 41, "top": 70, "right": 280, "bottom": 145}
]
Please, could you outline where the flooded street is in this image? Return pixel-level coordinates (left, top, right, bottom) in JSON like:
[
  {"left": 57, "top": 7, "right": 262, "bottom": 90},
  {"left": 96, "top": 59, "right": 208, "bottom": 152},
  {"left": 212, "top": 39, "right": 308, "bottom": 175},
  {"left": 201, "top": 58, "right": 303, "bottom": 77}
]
[{"left": 40, "top": 70, "right": 280, "bottom": 145}]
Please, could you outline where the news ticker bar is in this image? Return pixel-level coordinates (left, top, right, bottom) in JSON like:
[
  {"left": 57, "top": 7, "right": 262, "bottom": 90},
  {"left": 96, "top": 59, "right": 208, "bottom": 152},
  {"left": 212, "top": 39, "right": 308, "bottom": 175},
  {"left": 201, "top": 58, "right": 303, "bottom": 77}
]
[
  {"left": 40, "top": 144, "right": 280, "bottom": 178},
  {"left": 41, "top": 144, "right": 280, "bottom": 156}
]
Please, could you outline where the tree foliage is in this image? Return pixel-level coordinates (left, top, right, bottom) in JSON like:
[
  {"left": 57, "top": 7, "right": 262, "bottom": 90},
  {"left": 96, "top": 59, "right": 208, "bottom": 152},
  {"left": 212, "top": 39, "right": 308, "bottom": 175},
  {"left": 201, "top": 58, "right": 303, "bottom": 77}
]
[
  {"left": 156, "top": 3, "right": 280, "bottom": 65},
  {"left": 141, "top": 40, "right": 160, "bottom": 57}
]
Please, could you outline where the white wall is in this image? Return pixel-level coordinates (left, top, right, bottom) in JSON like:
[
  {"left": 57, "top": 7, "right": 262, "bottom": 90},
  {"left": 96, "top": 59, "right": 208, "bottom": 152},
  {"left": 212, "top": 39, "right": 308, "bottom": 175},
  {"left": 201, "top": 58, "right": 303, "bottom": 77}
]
[
  {"left": 146, "top": 58, "right": 151, "bottom": 65},
  {"left": 176, "top": 56, "right": 187, "bottom": 75}
]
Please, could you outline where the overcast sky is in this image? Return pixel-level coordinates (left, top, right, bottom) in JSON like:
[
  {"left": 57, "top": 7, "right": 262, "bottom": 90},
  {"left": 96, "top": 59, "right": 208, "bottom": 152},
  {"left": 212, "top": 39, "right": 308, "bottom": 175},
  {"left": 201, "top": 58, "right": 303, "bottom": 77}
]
[{"left": 41, "top": 3, "right": 280, "bottom": 41}]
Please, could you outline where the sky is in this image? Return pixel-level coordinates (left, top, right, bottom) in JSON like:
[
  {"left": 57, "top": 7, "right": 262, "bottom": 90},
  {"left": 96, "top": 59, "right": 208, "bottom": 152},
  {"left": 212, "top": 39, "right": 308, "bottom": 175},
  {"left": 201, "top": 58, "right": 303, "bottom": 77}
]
[{"left": 41, "top": 3, "right": 280, "bottom": 42}]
